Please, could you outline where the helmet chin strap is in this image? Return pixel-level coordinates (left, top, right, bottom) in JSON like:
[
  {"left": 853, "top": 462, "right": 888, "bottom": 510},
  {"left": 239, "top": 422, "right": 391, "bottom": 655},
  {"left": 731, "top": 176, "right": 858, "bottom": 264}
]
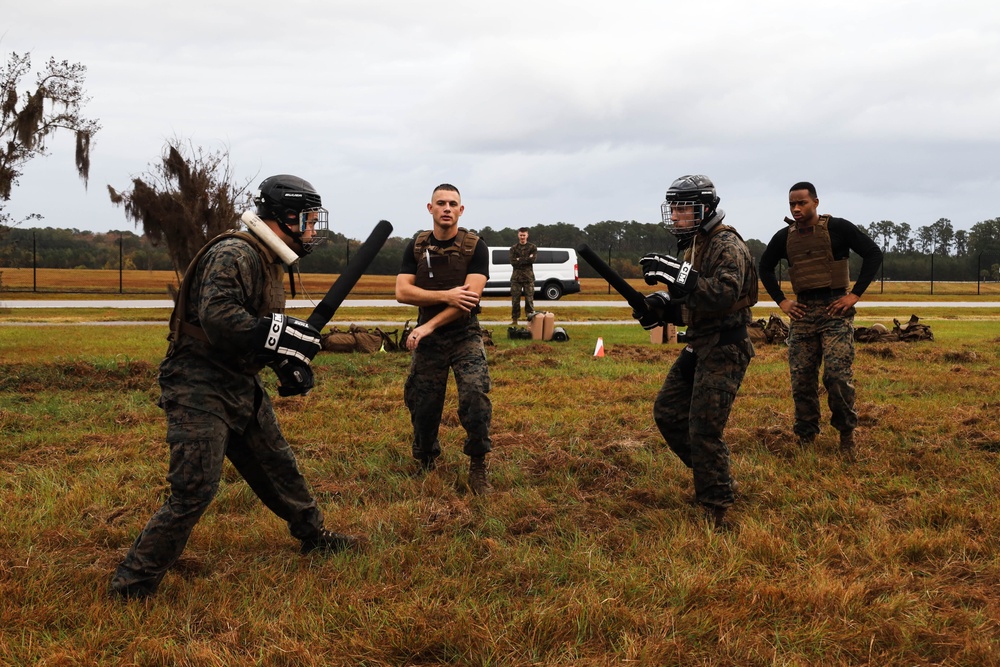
[
  {"left": 241, "top": 210, "right": 301, "bottom": 266},
  {"left": 276, "top": 219, "right": 307, "bottom": 254}
]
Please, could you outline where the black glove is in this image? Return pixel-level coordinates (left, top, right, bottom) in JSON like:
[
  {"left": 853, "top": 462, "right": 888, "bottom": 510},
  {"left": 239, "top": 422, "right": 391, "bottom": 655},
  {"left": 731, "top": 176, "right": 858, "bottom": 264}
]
[
  {"left": 632, "top": 291, "right": 672, "bottom": 330},
  {"left": 639, "top": 253, "right": 699, "bottom": 297},
  {"left": 254, "top": 313, "right": 322, "bottom": 364},
  {"left": 275, "top": 360, "right": 314, "bottom": 397}
]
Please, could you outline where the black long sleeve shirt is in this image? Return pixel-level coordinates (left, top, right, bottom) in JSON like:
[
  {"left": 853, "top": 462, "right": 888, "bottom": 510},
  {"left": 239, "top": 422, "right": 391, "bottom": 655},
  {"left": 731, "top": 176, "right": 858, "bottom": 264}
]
[{"left": 758, "top": 216, "right": 883, "bottom": 304}]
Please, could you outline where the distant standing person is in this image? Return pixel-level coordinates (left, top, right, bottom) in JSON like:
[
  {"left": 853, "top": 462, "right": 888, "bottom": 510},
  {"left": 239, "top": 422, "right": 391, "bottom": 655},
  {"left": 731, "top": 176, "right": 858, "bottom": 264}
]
[
  {"left": 395, "top": 184, "right": 494, "bottom": 495},
  {"left": 636, "top": 175, "right": 757, "bottom": 530},
  {"left": 110, "top": 175, "right": 362, "bottom": 599},
  {"left": 758, "top": 181, "right": 883, "bottom": 460},
  {"left": 509, "top": 227, "right": 537, "bottom": 325}
]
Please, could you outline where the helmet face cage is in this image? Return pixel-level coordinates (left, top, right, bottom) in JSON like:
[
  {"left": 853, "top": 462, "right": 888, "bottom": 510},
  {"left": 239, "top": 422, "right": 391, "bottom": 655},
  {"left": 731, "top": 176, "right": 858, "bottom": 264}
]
[
  {"left": 661, "top": 199, "right": 706, "bottom": 239},
  {"left": 294, "top": 206, "right": 330, "bottom": 253},
  {"left": 660, "top": 175, "right": 718, "bottom": 240}
]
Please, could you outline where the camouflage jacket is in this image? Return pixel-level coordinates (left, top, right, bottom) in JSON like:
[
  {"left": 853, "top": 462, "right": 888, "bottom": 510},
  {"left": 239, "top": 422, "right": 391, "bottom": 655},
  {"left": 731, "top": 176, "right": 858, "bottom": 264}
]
[
  {"left": 681, "top": 223, "right": 755, "bottom": 350},
  {"left": 509, "top": 242, "right": 537, "bottom": 283},
  {"left": 158, "top": 236, "right": 285, "bottom": 433}
]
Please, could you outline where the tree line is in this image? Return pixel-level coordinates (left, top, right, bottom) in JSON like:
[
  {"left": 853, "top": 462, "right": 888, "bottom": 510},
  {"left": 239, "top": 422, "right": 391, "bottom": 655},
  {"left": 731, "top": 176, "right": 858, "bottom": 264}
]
[
  {"left": 3, "top": 217, "right": 999, "bottom": 282},
  {"left": 2, "top": 49, "right": 999, "bottom": 284}
]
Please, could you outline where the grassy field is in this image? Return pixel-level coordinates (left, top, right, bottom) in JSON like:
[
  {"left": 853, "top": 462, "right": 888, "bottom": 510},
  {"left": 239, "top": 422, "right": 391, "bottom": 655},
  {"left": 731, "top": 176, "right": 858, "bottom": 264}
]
[{"left": 2, "top": 305, "right": 1000, "bottom": 665}]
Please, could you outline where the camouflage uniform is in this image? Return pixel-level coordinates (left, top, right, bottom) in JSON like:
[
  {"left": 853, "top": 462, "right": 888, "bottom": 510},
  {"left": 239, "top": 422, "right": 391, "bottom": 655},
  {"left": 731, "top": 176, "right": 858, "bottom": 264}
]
[
  {"left": 653, "top": 219, "right": 756, "bottom": 510},
  {"left": 509, "top": 241, "right": 537, "bottom": 321},
  {"left": 404, "top": 327, "right": 492, "bottom": 460},
  {"left": 111, "top": 234, "right": 325, "bottom": 598},
  {"left": 759, "top": 215, "right": 882, "bottom": 442},
  {"left": 786, "top": 299, "right": 856, "bottom": 439},
  {"left": 401, "top": 229, "right": 492, "bottom": 465}
]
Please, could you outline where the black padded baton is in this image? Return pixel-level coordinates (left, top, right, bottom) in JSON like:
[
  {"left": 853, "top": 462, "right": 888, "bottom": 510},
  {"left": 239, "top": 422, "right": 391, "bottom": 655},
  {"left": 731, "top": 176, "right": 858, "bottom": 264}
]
[
  {"left": 307, "top": 220, "right": 393, "bottom": 330},
  {"left": 576, "top": 243, "right": 648, "bottom": 314}
]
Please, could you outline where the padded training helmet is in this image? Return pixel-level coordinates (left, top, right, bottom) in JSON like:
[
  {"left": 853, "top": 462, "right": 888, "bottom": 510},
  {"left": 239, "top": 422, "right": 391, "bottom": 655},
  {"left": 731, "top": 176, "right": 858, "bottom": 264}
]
[
  {"left": 661, "top": 174, "right": 721, "bottom": 243},
  {"left": 254, "top": 174, "right": 329, "bottom": 255}
]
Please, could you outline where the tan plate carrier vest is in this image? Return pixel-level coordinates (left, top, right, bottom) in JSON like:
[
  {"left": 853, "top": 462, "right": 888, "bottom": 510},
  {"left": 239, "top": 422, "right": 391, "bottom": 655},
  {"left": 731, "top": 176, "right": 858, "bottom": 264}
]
[
  {"left": 412, "top": 227, "right": 480, "bottom": 324},
  {"left": 785, "top": 214, "right": 850, "bottom": 295}
]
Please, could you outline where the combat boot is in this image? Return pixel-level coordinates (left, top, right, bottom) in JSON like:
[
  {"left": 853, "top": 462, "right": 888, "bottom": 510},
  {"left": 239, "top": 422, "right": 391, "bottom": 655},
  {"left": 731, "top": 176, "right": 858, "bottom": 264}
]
[
  {"left": 683, "top": 479, "right": 737, "bottom": 506},
  {"left": 469, "top": 455, "right": 493, "bottom": 496},
  {"left": 709, "top": 506, "right": 731, "bottom": 532},
  {"left": 839, "top": 430, "right": 856, "bottom": 463},
  {"left": 109, "top": 564, "right": 160, "bottom": 600},
  {"left": 300, "top": 529, "right": 362, "bottom": 555},
  {"left": 108, "top": 579, "right": 156, "bottom": 600}
]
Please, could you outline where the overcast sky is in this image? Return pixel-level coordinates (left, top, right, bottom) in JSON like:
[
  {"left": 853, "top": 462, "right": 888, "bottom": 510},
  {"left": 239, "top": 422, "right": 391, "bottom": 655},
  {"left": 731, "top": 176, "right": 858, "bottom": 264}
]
[{"left": 3, "top": 0, "right": 999, "bottom": 245}]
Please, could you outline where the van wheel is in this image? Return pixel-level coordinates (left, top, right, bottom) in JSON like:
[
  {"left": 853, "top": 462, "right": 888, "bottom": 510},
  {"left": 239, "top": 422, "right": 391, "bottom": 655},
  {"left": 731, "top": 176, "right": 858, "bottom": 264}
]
[{"left": 542, "top": 282, "right": 563, "bottom": 300}]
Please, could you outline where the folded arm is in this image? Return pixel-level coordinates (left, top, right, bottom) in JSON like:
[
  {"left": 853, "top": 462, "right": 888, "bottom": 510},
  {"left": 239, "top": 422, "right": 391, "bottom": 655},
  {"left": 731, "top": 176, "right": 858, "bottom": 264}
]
[{"left": 396, "top": 273, "right": 487, "bottom": 349}]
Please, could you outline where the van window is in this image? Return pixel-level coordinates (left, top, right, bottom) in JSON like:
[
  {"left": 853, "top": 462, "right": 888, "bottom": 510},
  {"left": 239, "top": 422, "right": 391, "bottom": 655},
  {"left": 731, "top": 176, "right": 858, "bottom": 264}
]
[
  {"left": 491, "top": 249, "right": 569, "bottom": 265},
  {"left": 536, "top": 250, "right": 569, "bottom": 264}
]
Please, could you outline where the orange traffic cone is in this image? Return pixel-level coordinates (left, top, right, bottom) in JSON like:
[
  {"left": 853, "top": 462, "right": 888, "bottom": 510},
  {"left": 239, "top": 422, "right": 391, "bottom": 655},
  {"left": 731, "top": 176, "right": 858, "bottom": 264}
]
[{"left": 594, "top": 337, "right": 605, "bottom": 357}]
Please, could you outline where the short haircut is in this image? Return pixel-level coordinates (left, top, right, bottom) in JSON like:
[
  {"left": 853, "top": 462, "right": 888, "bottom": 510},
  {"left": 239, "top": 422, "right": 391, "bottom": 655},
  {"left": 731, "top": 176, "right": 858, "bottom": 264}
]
[
  {"left": 518, "top": 227, "right": 529, "bottom": 233},
  {"left": 789, "top": 182, "right": 817, "bottom": 198},
  {"left": 432, "top": 183, "right": 460, "bottom": 197}
]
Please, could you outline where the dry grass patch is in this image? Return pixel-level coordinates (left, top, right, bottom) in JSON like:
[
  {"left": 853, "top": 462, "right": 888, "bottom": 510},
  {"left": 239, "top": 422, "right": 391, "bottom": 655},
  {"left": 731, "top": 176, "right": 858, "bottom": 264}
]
[{"left": 2, "top": 320, "right": 1000, "bottom": 664}]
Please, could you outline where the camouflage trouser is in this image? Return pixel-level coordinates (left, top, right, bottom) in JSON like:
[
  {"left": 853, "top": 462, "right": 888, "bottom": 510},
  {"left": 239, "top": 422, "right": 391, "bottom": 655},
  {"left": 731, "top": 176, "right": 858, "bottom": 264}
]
[
  {"left": 788, "top": 301, "right": 857, "bottom": 439},
  {"left": 653, "top": 338, "right": 753, "bottom": 509},
  {"left": 111, "top": 395, "right": 323, "bottom": 596},
  {"left": 510, "top": 280, "right": 534, "bottom": 321},
  {"left": 404, "top": 327, "right": 492, "bottom": 460}
]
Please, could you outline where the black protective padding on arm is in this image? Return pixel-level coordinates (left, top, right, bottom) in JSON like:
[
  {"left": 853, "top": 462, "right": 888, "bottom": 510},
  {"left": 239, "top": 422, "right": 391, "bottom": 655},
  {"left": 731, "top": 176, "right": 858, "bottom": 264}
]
[
  {"left": 307, "top": 220, "right": 393, "bottom": 330},
  {"left": 576, "top": 243, "right": 648, "bottom": 313}
]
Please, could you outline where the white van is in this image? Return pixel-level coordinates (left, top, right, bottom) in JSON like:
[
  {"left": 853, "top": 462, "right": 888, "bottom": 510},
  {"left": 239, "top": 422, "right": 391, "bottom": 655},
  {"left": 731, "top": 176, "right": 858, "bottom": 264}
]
[{"left": 484, "top": 246, "right": 581, "bottom": 300}]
